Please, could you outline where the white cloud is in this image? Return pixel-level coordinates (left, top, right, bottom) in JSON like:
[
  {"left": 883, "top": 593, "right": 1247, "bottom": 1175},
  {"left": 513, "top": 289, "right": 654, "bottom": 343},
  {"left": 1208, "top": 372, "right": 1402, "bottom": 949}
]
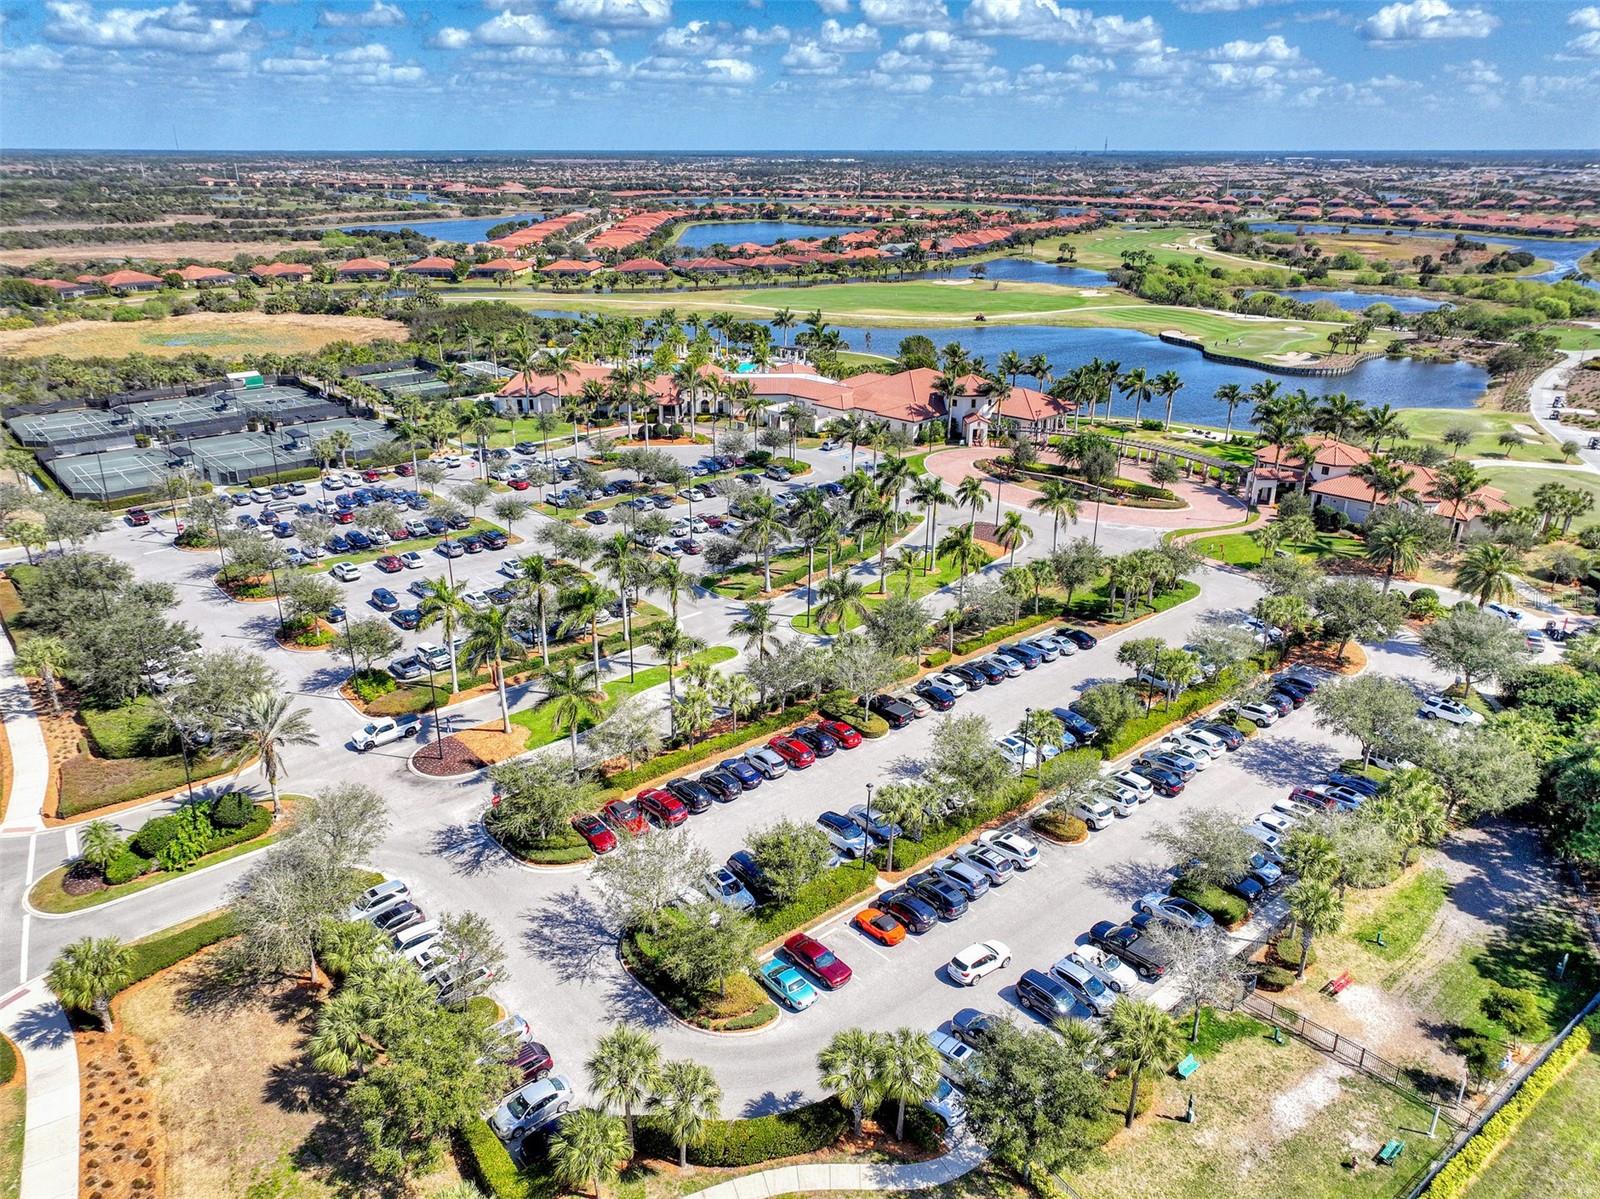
[
  {"left": 431, "top": 26, "right": 473, "bottom": 49},
  {"left": 702, "top": 56, "right": 757, "bottom": 82},
  {"left": 819, "top": 18, "right": 879, "bottom": 49},
  {"left": 1064, "top": 52, "right": 1112, "bottom": 71},
  {"left": 816, "top": 0, "right": 853, "bottom": 13},
  {"left": 654, "top": 20, "right": 735, "bottom": 55},
  {"left": 572, "top": 47, "right": 624, "bottom": 75},
  {"left": 782, "top": 38, "right": 841, "bottom": 73},
  {"left": 1, "top": 42, "right": 65, "bottom": 70},
  {"left": 896, "top": 28, "right": 993, "bottom": 69},
  {"left": 1517, "top": 66, "right": 1600, "bottom": 101},
  {"left": 632, "top": 51, "right": 757, "bottom": 84},
  {"left": 475, "top": 9, "right": 563, "bottom": 45},
  {"left": 1361, "top": 0, "right": 1498, "bottom": 42},
  {"left": 334, "top": 41, "right": 392, "bottom": 63},
  {"left": 866, "top": 66, "right": 932, "bottom": 90},
  {"left": 554, "top": 0, "right": 672, "bottom": 28},
  {"left": 739, "top": 23, "right": 790, "bottom": 44},
  {"left": 1176, "top": 0, "right": 1270, "bottom": 9},
  {"left": 1208, "top": 35, "right": 1301, "bottom": 62},
  {"left": 260, "top": 50, "right": 327, "bottom": 74},
  {"left": 860, "top": 0, "right": 949, "bottom": 28},
  {"left": 317, "top": 1, "right": 404, "bottom": 29},
  {"left": 1570, "top": 6, "right": 1600, "bottom": 27},
  {"left": 963, "top": 0, "right": 1162, "bottom": 50},
  {"left": 43, "top": 0, "right": 253, "bottom": 53},
  {"left": 1563, "top": 30, "right": 1600, "bottom": 56}
]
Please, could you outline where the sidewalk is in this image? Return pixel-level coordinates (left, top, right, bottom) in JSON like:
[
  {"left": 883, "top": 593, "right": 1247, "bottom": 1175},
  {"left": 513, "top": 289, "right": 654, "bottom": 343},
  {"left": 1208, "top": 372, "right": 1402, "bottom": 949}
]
[
  {"left": 688, "top": 1130, "right": 988, "bottom": 1199},
  {"left": 0, "top": 976, "right": 79, "bottom": 1199},
  {"left": 0, "top": 636, "right": 49, "bottom": 834}
]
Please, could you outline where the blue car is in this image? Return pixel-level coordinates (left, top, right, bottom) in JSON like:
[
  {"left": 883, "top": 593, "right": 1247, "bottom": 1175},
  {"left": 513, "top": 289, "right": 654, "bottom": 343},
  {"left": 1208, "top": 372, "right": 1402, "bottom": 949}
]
[
  {"left": 718, "top": 757, "right": 763, "bottom": 790},
  {"left": 327, "top": 604, "right": 345, "bottom": 623},
  {"left": 1000, "top": 643, "right": 1042, "bottom": 669},
  {"left": 1327, "top": 772, "right": 1380, "bottom": 797},
  {"left": 759, "top": 960, "right": 818, "bottom": 1011},
  {"left": 236, "top": 513, "right": 258, "bottom": 528},
  {"left": 272, "top": 523, "right": 294, "bottom": 539},
  {"left": 1056, "top": 709, "right": 1098, "bottom": 742},
  {"left": 1130, "top": 762, "right": 1185, "bottom": 796}
]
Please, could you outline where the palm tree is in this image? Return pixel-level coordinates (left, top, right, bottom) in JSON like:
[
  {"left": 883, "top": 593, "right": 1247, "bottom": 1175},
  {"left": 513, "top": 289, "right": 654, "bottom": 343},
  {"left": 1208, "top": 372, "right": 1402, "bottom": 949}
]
[
  {"left": 549, "top": 1108, "right": 631, "bottom": 1198},
  {"left": 1119, "top": 367, "right": 1153, "bottom": 424},
  {"left": 541, "top": 660, "right": 604, "bottom": 766},
  {"left": 596, "top": 533, "right": 644, "bottom": 681},
  {"left": 672, "top": 687, "right": 716, "bottom": 744},
  {"left": 47, "top": 935, "right": 133, "bottom": 1032},
  {"left": 1154, "top": 369, "right": 1184, "bottom": 430},
  {"left": 909, "top": 475, "right": 952, "bottom": 573},
  {"left": 853, "top": 496, "right": 898, "bottom": 594},
  {"left": 1433, "top": 459, "right": 1489, "bottom": 541},
  {"left": 956, "top": 475, "right": 988, "bottom": 532},
  {"left": 996, "top": 510, "right": 1027, "bottom": 568},
  {"left": 876, "top": 454, "right": 913, "bottom": 523},
  {"left": 416, "top": 576, "right": 471, "bottom": 692},
  {"left": 737, "top": 494, "right": 783, "bottom": 592},
  {"left": 772, "top": 307, "right": 796, "bottom": 347},
  {"left": 655, "top": 1059, "right": 722, "bottom": 1169},
  {"left": 513, "top": 555, "right": 561, "bottom": 666},
  {"left": 714, "top": 672, "right": 757, "bottom": 733},
  {"left": 817, "top": 1028, "right": 886, "bottom": 1135},
  {"left": 816, "top": 573, "right": 870, "bottom": 634},
  {"left": 1360, "top": 403, "right": 1406, "bottom": 451},
  {"left": 878, "top": 1028, "right": 942, "bottom": 1141},
  {"left": 79, "top": 820, "right": 124, "bottom": 873},
  {"left": 307, "top": 999, "right": 377, "bottom": 1077},
  {"left": 1213, "top": 383, "right": 1247, "bottom": 441},
  {"left": 559, "top": 579, "right": 619, "bottom": 678},
  {"left": 730, "top": 600, "right": 779, "bottom": 663},
  {"left": 227, "top": 691, "right": 316, "bottom": 818},
  {"left": 588, "top": 1025, "right": 662, "bottom": 1150},
  {"left": 1364, "top": 515, "right": 1430, "bottom": 593},
  {"left": 1454, "top": 542, "right": 1519, "bottom": 608},
  {"left": 15, "top": 634, "right": 70, "bottom": 715},
  {"left": 1028, "top": 480, "right": 1078, "bottom": 551},
  {"left": 646, "top": 620, "right": 703, "bottom": 702},
  {"left": 937, "top": 523, "right": 988, "bottom": 608},
  {"left": 889, "top": 548, "right": 922, "bottom": 596},
  {"left": 462, "top": 605, "right": 520, "bottom": 734},
  {"left": 650, "top": 557, "right": 692, "bottom": 622},
  {"left": 1285, "top": 879, "right": 1344, "bottom": 980},
  {"left": 1103, "top": 998, "right": 1183, "bottom": 1129}
]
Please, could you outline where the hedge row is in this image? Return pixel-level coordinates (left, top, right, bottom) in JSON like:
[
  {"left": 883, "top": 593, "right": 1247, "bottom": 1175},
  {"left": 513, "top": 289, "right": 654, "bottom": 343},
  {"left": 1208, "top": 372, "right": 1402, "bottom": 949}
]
[
  {"left": 246, "top": 466, "right": 322, "bottom": 486},
  {"left": 107, "top": 803, "right": 273, "bottom": 884},
  {"left": 818, "top": 695, "right": 890, "bottom": 739},
  {"left": 1171, "top": 876, "right": 1250, "bottom": 928},
  {"left": 636, "top": 1098, "right": 848, "bottom": 1168},
  {"left": 1422, "top": 1017, "right": 1597, "bottom": 1199},
  {"left": 459, "top": 1118, "right": 549, "bottom": 1199},
  {"left": 490, "top": 820, "right": 593, "bottom": 866},
  {"left": 0, "top": 1034, "right": 15, "bottom": 1086},
  {"left": 1099, "top": 665, "right": 1255, "bottom": 758},
  {"left": 120, "top": 910, "right": 238, "bottom": 992},
  {"left": 753, "top": 862, "right": 881, "bottom": 942},
  {"left": 600, "top": 701, "right": 816, "bottom": 795}
]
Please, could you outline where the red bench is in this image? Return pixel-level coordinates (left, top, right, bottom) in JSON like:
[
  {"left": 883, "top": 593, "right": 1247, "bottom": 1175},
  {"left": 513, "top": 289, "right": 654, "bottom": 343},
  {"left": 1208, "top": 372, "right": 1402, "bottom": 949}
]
[{"left": 1322, "top": 971, "right": 1353, "bottom": 997}]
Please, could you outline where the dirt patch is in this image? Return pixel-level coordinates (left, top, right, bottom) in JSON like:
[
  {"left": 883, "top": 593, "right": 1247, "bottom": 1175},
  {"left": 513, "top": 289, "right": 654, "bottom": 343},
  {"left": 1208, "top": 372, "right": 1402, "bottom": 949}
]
[
  {"left": 0, "top": 312, "right": 406, "bottom": 360},
  {"left": 411, "top": 733, "right": 489, "bottom": 777},
  {"left": 455, "top": 725, "right": 527, "bottom": 766},
  {"left": 1269, "top": 1060, "right": 1350, "bottom": 1136},
  {"left": 77, "top": 1026, "right": 165, "bottom": 1199}
]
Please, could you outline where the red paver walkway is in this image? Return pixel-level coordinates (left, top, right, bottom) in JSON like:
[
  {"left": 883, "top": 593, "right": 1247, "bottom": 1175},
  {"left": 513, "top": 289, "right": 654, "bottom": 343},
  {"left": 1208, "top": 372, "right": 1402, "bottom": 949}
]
[{"left": 922, "top": 448, "right": 1247, "bottom": 529}]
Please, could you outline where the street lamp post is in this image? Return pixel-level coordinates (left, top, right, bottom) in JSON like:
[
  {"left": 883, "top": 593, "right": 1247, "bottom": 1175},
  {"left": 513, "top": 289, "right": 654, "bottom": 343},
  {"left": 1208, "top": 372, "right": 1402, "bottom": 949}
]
[
  {"left": 863, "top": 780, "right": 875, "bottom": 870},
  {"left": 341, "top": 606, "right": 358, "bottom": 678}
]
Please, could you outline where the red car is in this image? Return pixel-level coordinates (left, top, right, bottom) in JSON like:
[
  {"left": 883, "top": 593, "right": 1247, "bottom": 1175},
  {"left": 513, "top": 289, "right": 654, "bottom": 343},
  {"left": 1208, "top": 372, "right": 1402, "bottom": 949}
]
[
  {"left": 572, "top": 812, "right": 618, "bottom": 854},
  {"left": 509, "top": 1039, "right": 554, "bottom": 1083},
  {"left": 332, "top": 509, "right": 355, "bottom": 524},
  {"left": 600, "top": 799, "right": 648, "bottom": 837},
  {"left": 703, "top": 515, "right": 725, "bottom": 529},
  {"left": 395, "top": 463, "right": 415, "bottom": 477},
  {"left": 768, "top": 735, "right": 816, "bottom": 769},
  {"left": 1288, "top": 786, "right": 1339, "bottom": 812},
  {"left": 375, "top": 554, "right": 404, "bottom": 573},
  {"left": 363, "top": 469, "right": 382, "bottom": 482},
  {"left": 637, "top": 788, "right": 688, "bottom": 828},
  {"left": 817, "top": 718, "right": 862, "bottom": 749},
  {"left": 125, "top": 507, "right": 150, "bottom": 527},
  {"left": 782, "top": 933, "right": 852, "bottom": 989},
  {"left": 508, "top": 478, "right": 530, "bottom": 491}
]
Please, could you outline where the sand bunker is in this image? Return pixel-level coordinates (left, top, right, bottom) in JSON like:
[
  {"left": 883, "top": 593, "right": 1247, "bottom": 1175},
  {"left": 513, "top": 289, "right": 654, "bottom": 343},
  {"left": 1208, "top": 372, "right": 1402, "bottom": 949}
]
[{"left": 1264, "top": 351, "right": 1320, "bottom": 364}]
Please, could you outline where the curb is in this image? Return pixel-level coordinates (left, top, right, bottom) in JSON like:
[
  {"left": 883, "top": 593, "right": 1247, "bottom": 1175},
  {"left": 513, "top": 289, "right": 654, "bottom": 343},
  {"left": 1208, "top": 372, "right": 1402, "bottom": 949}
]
[
  {"left": 615, "top": 944, "right": 782, "bottom": 1039},
  {"left": 478, "top": 819, "right": 593, "bottom": 874},
  {"left": 21, "top": 831, "right": 279, "bottom": 920}
]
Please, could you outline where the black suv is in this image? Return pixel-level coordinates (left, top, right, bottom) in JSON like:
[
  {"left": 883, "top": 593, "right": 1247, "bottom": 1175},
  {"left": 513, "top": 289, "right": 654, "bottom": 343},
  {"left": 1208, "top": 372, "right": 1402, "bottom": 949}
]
[
  {"left": 908, "top": 871, "right": 968, "bottom": 920},
  {"left": 880, "top": 889, "right": 938, "bottom": 935},
  {"left": 664, "top": 778, "right": 715, "bottom": 815},
  {"left": 726, "top": 851, "right": 772, "bottom": 902}
]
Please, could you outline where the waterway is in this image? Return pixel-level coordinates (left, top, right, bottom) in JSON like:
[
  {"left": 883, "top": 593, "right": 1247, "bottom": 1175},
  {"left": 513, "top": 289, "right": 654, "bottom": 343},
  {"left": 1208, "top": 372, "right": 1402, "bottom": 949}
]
[
  {"left": 673, "top": 220, "right": 868, "bottom": 250},
  {"left": 1253, "top": 288, "right": 1449, "bottom": 314},
  {"left": 341, "top": 212, "right": 545, "bottom": 242},
  {"left": 918, "top": 258, "right": 1111, "bottom": 287},
  {"left": 1248, "top": 221, "right": 1599, "bottom": 289}
]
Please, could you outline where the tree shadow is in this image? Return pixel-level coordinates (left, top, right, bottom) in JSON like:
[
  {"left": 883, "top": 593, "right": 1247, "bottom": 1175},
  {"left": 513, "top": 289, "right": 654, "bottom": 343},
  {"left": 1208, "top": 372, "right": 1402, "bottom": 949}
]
[
  {"left": 1082, "top": 858, "right": 1174, "bottom": 903},
  {"left": 5, "top": 1002, "right": 73, "bottom": 1051},
  {"left": 1236, "top": 735, "right": 1345, "bottom": 788},
  {"left": 520, "top": 887, "right": 616, "bottom": 986},
  {"left": 297, "top": 661, "right": 357, "bottom": 695},
  {"left": 741, "top": 1088, "right": 807, "bottom": 1117},
  {"left": 429, "top": 819, "right": 507, "bottom": 877}
]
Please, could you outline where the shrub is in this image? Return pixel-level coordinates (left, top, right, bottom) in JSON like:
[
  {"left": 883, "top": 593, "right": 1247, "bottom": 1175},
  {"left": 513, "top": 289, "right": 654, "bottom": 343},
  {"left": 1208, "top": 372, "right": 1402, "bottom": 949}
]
[
  {"left": 130, "top": 814, "right": 180, "bottom": 858},
  {"left": 490, "top": 820, "right": 593, "bottom": 865},
  {"left": 349, "top": 669, "right": 397, "bottom": 701},
  {"left": 1407, "top": 587, "right": 1442, "bottom": 617},
  {"left": 104, "top": 848, "right": 149, "bottom": 886},
  {"left": 1030, "top": 810, "right": 1087, "bottom": 843},
  {"left": 1481, "top": 983, "right": 1544, "bottom": 1040},
  {"left": 459, "top": 1118, "right": 541, "bottom": 1199},
  {"left": 201, "top": 803, "right": 271, "bottom": 853},
  {"left": 1423, "top": 1019, "right": 1595, "bottom": 1198},
  {"left": 1271, "top": 937, "right": 1317, "bottom": 971},
  {"left": 924, "top": 649, "right": 951, "bottom": 668},
  {"left": 637, "top": 1100, "right": 847, "bottom": 1168},
  {"left": 1313, "top": 506, "right": 1349, "bottom": 532},
  {"left": 875, "top": 1100, "right": 946, "bottom": 1151},
  {"left": 120, "top": 910, "right": 237, "bottom": 991},
  {"left": 753, "top": 863, "right": 879, "bottom": 941},
  {"left": 209, "top": 790, "right": 256, "bottom": 829},
  {"left": 667, "top": 422, "right": 685, "bottom": 438},
  {"left": 1171, "top": 877, "right": 1249, "bottom": 927},
  {"left": 1576, "top": 526, "right": 1600, "bottom": 551},
  {"left": 1257, "top": 965, "right": 1296, "bottom": 992},
  {"left": 601, "top": 701, "right": 815, "bottom": 794}
]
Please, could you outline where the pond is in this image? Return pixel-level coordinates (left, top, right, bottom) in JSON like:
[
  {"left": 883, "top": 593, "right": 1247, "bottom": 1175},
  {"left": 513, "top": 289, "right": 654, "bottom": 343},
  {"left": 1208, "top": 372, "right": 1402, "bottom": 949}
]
[
  {"left": 916, "top": 258, "right": 1111, "bottom": 287},
  {"left": 1249, "top": 221, "right": 1599, "bottom": 290},
  {"left": 340, "top": 212, "right": 545, "bottom": 242},
  {"left": 673, "top": 220, "right": 868, "bottom": 250},
  {"left": 1251, "top": 288, "right": 1450, "bottom": 314}
]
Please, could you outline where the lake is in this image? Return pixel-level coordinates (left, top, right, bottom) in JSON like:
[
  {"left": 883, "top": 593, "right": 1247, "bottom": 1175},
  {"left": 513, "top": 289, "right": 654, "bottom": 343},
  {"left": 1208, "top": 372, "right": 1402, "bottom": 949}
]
[
  {"left": 1249, "top": 221, "right": 1599, "bottom": 290},
  {"left": 673, "top": 220, "right": 866, "bottom": 250},
  {"left": 341, "top": 212, "right": 545, "bottom": 242},
  {"left": 1253, "top": 288, "right": 1450, "bottom": 314},
  {"left": 915, "top": 258, "right": 1111, "bottom": 287}
]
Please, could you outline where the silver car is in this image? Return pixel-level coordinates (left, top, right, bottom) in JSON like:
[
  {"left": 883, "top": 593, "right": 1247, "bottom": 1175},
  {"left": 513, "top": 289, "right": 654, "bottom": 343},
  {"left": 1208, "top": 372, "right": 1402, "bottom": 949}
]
[
  {"left": 488, "top": 1074, "right": 573, "bottom": 1140},
  {"left": 742, "top": 745, "right": 789, "bottom": 779}
]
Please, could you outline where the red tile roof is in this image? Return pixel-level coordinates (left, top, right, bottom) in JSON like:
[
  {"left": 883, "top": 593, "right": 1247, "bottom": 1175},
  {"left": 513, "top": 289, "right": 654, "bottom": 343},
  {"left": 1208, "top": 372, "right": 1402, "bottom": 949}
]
[
  {"left": 251, "top": 262, "right": 312, "bottom": 278},
  {"left": 404, "top": 256, "right": 457, "bottom": 272},
  {"left": 336, "top": 257, "right": 390, "bottom": 273},
  {"left": 541, "top": 258, "right": 602, "bottom": 274},
  {"left": 468, "top": 258, "right": 531, "bottom": 273},
  {"left": 99, "top": 270, "right": 163, "bottom": 287},
  {"left": 175, "top": 265, "right": 236, "bottom": 282}
]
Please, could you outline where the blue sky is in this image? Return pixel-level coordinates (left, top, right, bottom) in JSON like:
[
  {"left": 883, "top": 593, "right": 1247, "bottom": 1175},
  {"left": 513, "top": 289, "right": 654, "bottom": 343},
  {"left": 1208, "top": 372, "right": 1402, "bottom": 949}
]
[{"left": 2, "top": 0, "right": 1596, "bottom": 151}]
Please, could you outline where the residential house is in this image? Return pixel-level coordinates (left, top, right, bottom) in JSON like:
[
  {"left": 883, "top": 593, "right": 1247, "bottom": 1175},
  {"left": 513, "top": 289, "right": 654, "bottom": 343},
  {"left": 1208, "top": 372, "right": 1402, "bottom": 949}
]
[
  {"left": 335, "top": 258, "right": 391, "bottom": 281},
  {"left": 403, "top": 256, "right": 457, "bottom": 279}
]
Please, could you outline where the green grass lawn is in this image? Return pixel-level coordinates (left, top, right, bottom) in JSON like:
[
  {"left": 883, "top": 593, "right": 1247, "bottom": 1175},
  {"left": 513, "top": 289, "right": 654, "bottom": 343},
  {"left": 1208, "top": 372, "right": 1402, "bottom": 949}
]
[
  {"left": 1549, "top": 325, "right": 1600, "bottom": 351},
  {"left": 1194, "top": 529, "right": 1365, "bottom": 569},
  {"left": 1353, "top": 868, "right": 1449, "bottom": 960},
  {"left": 1042, "top": 224, "right": 1232, "bottom": 270},
  {"left": 1480, "top": 465, "right": 1600, "bottom": 513},
  {"left": 80, "top": 695, "right": 171, "bottom": 758},
  {"left": 710, "top": 515, "right": 923, "bottom": 601},
  {"left": 0, "top": 1072, "right": 22, "bottom": 1199},
  {"left": 790, "top": 541, "right": 1001, "bottom": 634},
  {"left": 1464, "top": 1029, "right": 1600, "bottom": 1199},
  {"left": 510, "top": 645, "right": 736, "bottom": 749},
  {"left": 1398, "top": 408, "right": 1563, "bottom": 462}
]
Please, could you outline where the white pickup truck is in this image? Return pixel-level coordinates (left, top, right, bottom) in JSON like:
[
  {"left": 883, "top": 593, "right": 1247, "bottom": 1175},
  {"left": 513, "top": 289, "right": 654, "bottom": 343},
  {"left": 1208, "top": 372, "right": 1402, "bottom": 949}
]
[{"left": 352, "top": 717, "right": 418, "bottom": 752}]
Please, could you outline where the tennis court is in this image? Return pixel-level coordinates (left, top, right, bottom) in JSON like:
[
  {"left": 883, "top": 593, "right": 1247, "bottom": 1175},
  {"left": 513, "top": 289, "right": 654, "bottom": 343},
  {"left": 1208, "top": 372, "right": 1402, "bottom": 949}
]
[
  {"left": 9, "top": 407, "right": 133, "bottom": 451},
  {"left": 47, "top": 446, "right": 176, "bottom": 500}
]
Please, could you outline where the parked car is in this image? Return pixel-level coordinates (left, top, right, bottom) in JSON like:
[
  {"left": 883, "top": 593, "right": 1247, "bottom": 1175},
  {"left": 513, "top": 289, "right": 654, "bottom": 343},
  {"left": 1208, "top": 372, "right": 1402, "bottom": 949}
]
[
  {"left": 697, "top": 769, "right": 743, "bottom": 803},
  {"left": 879, "top": 888, "right": 938, "bottom": 934},
  {"left": 701, "top": 867, "right": 756, "bottom": 912},
  {"left": 1016, "top": 968, "right": 1081, "bottom": 1021},
  {"left": 1227, "top": 701, "right": 1280, "bottom": 728},
  {"left": 375, "top": 554, "right": 404, "bottom": 574},
  {"left": 932, "top": 856, "right": 991, "bottom": 900},
  {"left": 718, "top": 757, "right": 764, "bottom": 789},
  {"left": 1048, "top": 955, "right": 1117, "bottom": 1016},
  {"left": 600, "top": 799, "right": 648, "bottom": 838},
  {"left": 853, "top": 907, "right": 906, "bottom": 946},
  {"left": 743, "top": 745, "right": 790, "bottom": 779},
  {"left": 352, "top": 717, "right": 417, "bottom": 752},
  {"left": 1135, "top": 893, "right": 1216, "bottom": 931},
  {"left": 948, "top": 664, "right": 987, "bottom": 691},
  {"left": 816, "top": 810, "right": 869, "bottom": 858},
  {"left": 637, "top": 788, "right": 689, "bottom": 828},
  {"left": 816, "top": 719, "right": 862, "bottom": 748},
  {"left": 571, "top": 813, "right": 617, "bottom": 854},
  {"left": 1129, "top": 762, "right": 1185, "bottom": 796},
  {"left": 929, "top": 671, "right": 971, "bottom": 697},
  {"left": 1137, "top": 749, "right": 1199, "bottom": 779},
  {"left": 1087, "top": 921, "right": 1171, "bottom": 980},
  {"left": 928, "top": 1029, "right": 979, "bottom": 1081},
  {"left": 846, "top": 804, "right": 903, "bottom": 846},
  {"left": 347, "top": 878, "right": 409, "bottom": 921},
  {"left": 758, "top": 960, "right": 818, "bottom": 1011},
  {"left": 331, "top": 561, "right": 361, "bottom": 582},
  {"left": 892, "top": 689, "right": 932, "bottom": 718},
  {"left": 789, "top": 726, "right": 839, "bottom": 759},
  {"left": 724, "top": 850, "right": 772, "bottom": 901},
  {"left": 947, "top": 940, "right": 1011, "bottom": 986},
  {"left": 488, "top": 1075, "right": 573, "bottom": 1140},
  {"left": 1418, "top": 694, "right": 1484, "bottom": 726},
  {"left": 1065, "top": 947, "right": 1139, "bottom": 995},
  {"left": 390, "top": 655, "right": 425, "bottom": 681},
  {"left": 664, "top": 778, "right": 715, "bottom": 815},
  {"left": 977, "top": 828, "right": 1040, "bottom": 869},
  {"left": 868, "top": 693, "right": 916, "bottom": 728},
  {"left": 372, "top": 901, "right": 426, "bottom": 936},
  {"left": 1056, "top": 708, "right": 1098, "bottom": 744},
  {"left": 953, "top": 842, "right": 1017, "bottom": 885},
  {"left": 1069, "top": 796, "right": 1115, "bottom": 830},
  {"left": 390, "top": 608, "right": 421, "bottom": 630},
  {"left": 783, "top": 933, "right": 852, "bottom": 989},
  {"left": 1059, "top": 628, "right": 1098, "bottom": 650},
  {"left": 913, "top": 680, "right": 958, "bottom": 711},
  {"left": 908, "top": 872, "right": 969, "bottom": 920},
  {"left": 1190, "top": 720, "right": 1244, "bottom": 751}
]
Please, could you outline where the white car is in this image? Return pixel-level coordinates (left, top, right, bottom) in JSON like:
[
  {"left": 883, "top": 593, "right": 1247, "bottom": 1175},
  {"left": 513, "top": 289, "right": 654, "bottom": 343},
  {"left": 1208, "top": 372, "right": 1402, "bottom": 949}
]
[
  {"left": 892, "top": 689, "right": 931, "bottom": 718},
  {"left": 743, "top": 745, "right": 789, "bottom": 779},
  {"left": 415, "top": 642, "right": 453, "bottom": 672},
  {"left": 996, "top": 735, "right": 1030, "bottom": 768},
  {"left": 390, "top": 919, "right": 440, "bottom": 956},
  {"left": 701, "top": 867, "right": 756, "bottom": 912},
  {"left": 463, "top": 591, "right": 492, "bottom": 612},
  {"left": 1161, "top": 730, "right": 1222, "bottom": 762},
  {"left": 929, "top": 671, "right": 969, "bottom": 697},
  {"left": 979, "top": 828, "right": 1040, "bottom": 869},
  {"left": 498, "top": 560, "right": 525, "bottom": 580},
  {"left": 1231, "top": 701, "right": 1280, "bottom": 728},
  {"left": 1066, "top": 947, "right": 1140, "bottom": 995},
  {"left": 1069, "top": 797, "right": 1114, "bottom": 830},
  {"left": 347, "top": 878, "right": 409, "bottom": 921},
  {"left": 352, "top": 717, "right": 418, "bottom": 752},
  {"left": 1419, "top": 694, "right": 1484, "bottom": 726},
  {"left": 1484, "top": 602, "right": 1525, "bottom": 624},
  {"left": 488, "top": 1075, "right": 573, "bottom": 1140},
  {"left": 331, "top": 561, "right": 361, "bottom": 582},
  {"left": 1110, "top": 770, "right": 1155, "bottom": 800},
  {"left": 948, "top": 940, "right": 1012, "bottom": 986},
  {"left": 1245, "top": 824, "right": 1284, "bottom": 859},
  {"left": 1098, "top": 782, "right": 1142, "bottom": 817},
  {"left": 399, "top": 551, "right": 424, "bottom": 569},
  {"left": 985, "top": 653, "right": 1024, "bottom": 679},
  {"left": 927, "top": 1029, "right": 978, "bottom": 1081},
  {"left": 1255, "top": 812, "right": 1297, "bottom": 836}
]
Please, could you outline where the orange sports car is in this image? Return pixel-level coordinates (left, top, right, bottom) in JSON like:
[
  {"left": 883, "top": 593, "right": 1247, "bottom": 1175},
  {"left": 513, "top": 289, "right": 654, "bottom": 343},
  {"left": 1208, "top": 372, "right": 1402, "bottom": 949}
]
[{"left": 853, "top": 907, "right": 906, "bottom": 946}]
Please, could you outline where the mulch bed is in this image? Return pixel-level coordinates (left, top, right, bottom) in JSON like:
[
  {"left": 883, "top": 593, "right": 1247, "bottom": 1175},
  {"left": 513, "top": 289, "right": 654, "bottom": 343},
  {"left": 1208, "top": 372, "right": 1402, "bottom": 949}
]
[{"left": 410, "top": 734, "right": 488, "bottom": 777}]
